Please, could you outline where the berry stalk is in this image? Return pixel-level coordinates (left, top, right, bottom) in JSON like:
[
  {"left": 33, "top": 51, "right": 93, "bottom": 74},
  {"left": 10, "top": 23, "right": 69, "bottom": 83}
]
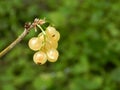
[{"left": 37, "top": 24, "right": 46, "bottom": 35}]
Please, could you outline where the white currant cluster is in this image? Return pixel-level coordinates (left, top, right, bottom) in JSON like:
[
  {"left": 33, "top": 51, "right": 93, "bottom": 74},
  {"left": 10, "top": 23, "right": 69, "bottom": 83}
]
[{"left": 28, "top": 26, "right": 60, "bottom": 65}]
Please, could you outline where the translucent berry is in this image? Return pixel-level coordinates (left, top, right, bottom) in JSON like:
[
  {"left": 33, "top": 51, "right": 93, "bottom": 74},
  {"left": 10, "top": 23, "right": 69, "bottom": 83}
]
[
  {"left": 46, "top": 48, "right": 59, "bottom": 62},
  {"left": 46, "top": 26, "right": 60, "bottom": 42},
  {"left": 33, "top": 51, "right": 47, "bottom": 64},
  {"left": 45, "top": 39, "right": 58, "bottom": 50},
  {"left": 28, "top": 37, "right": 43, "bottom": 51}
]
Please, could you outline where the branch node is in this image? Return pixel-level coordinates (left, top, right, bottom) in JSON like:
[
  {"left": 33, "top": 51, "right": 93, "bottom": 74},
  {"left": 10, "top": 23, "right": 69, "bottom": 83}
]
[{"left": 24, "top": 22, "right": 31, "bottom": 30}]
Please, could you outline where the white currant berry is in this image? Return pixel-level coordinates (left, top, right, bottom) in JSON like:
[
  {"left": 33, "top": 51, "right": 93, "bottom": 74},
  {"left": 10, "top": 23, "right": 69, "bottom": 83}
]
[
  {"left": 49, "top": 40, "right": 58, "bottom": 49},
  {"left": 45, "top": 39, "right": 58, "bottom": 50},
  {"left": 28, "top": 37, "right": 43, "bottom": 51},
  {"left": 46, "top": 48, "right": 59, "bottom": 62},
  {"left": 46, "top": 26, "right": 60, "bottom": 42},
  {"left": 33, "top": 51, "right": 47, "bottom": 64}
]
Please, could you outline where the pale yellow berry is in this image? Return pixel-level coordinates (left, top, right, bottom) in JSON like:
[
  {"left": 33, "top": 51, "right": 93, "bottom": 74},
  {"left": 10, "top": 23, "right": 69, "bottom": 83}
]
[
  {"left": 40, "top": 38, "right": 58, "bottom": 52},
  {"left": 45, "top": 39, "right": 58, "bottom": 50},
  {"left": 33, "top": 51, "right": 47, "bottom": 64},
  {"left": 46, "top": 48, "right": 59, "bottom": 62},
  {"left": 46, "top": 26, "right": 60, "bottom": 42},
  {"left": 28, "top": 37, "right": 43, "bottom": 51}
]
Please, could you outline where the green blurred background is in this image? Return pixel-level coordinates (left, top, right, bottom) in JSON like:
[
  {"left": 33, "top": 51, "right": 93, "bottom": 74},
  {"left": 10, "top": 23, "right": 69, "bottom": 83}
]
[{"left": 0, "top": 0, "right": 120, "bottom": 90}]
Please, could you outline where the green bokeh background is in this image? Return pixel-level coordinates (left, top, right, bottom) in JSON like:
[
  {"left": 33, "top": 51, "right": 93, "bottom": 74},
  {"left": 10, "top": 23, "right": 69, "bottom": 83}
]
[{"left": 0, "top": 0, "right": 120, "bottom": 90}]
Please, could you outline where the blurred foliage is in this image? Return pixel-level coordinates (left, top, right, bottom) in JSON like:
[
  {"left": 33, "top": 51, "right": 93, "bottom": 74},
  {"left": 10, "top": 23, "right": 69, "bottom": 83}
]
[{"left": 0, "top": 0, "right": 120, "bottom": 90}]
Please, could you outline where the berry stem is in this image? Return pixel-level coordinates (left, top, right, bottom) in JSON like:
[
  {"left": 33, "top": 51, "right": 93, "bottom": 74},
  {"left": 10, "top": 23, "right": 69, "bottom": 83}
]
[
  {"left": 0, "top": 23, "right": 33, "bottom": 58},
  {"left": 37, "top": 24, "right": 46, "bottom": 35},
  {"left": 37, "top": 24, "right": 47, "bottom": 45}
]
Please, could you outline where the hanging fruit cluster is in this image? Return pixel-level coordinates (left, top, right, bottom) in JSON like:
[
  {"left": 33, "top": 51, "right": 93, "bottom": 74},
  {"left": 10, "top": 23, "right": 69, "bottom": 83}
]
[{"left": 28, "top": 19, "right": 60, "bottom": 65}]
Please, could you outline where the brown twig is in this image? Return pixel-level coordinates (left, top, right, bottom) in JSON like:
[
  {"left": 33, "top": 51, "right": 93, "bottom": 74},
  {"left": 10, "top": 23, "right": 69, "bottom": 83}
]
[
  {"left": 0, "top": 22, "right": 33, "bottom": 58},
  {"left": 0, "top": 18, "right": 45, "bottom": 58}
]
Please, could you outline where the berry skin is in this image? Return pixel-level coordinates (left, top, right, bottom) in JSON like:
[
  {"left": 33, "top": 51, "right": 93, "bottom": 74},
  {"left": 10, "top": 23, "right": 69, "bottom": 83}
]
[
  {"left": 28, "top": 37, "right": 43, "bottom": 51},
  {"left": 48, "top": 40, "right": 58, "bottom": 49},
  {"left": 46, "top": 26, "right": 60, "bottom": 42},
  {"left": 46, "top": 48, "right": 59, "bottom": 62},
  {"left": 33, "top": 51, "right": 47, "bottom": 64},
  {"left": 45, "top": 39, "right": 58, "bottom": 50}
]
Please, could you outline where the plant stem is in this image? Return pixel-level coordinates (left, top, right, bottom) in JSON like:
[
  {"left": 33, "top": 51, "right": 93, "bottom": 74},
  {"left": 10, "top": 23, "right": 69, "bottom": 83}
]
[
  {"left": 0, "top": 24, "right": 33, "bottom": 58},
  {"left": 37, "top": 24, "right": 47, "bottom": 47},
  {"left": 37, "top": 25, "right": 46, "bottom": 35}
]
